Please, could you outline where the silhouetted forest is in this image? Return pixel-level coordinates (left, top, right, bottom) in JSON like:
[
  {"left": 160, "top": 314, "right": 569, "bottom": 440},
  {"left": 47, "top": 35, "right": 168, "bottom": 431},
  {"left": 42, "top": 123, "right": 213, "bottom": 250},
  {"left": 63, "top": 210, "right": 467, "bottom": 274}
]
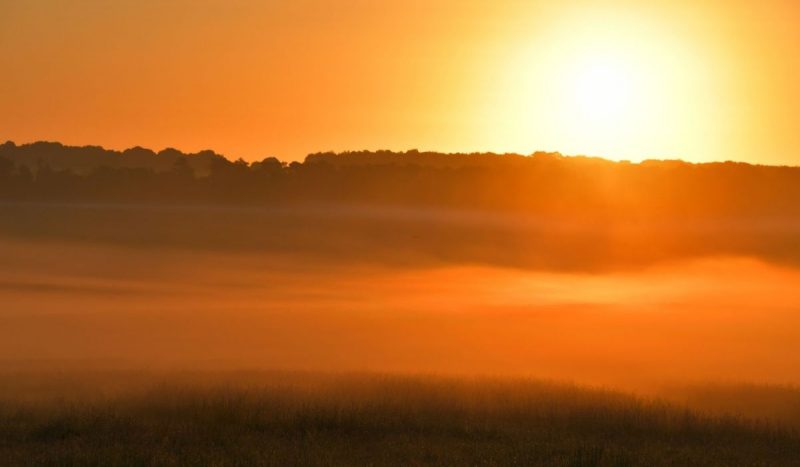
[
  {"left": 3, "top": 140, "right": 800, "bottom": 271},
  {"left": 3, "top": 140, "right": 800, "bottom": 220}
]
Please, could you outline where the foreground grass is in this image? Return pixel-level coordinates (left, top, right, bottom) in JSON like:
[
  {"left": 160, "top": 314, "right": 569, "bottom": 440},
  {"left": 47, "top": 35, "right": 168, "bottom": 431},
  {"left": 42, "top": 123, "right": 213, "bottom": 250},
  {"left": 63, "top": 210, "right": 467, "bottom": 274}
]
[{"left": 0, "top": 373, "right": 798, "bottom": 466}]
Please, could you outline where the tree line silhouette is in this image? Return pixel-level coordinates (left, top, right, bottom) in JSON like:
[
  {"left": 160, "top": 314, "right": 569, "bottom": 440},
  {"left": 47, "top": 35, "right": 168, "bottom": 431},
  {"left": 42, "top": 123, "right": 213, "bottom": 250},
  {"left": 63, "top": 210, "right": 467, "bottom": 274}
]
[{"left": 2, "top": 140, "right": 800, "bottom": 220}]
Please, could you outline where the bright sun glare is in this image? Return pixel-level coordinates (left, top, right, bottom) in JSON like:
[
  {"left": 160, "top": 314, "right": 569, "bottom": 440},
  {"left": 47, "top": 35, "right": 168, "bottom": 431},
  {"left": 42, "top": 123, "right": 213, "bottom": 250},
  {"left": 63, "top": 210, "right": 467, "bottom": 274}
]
[
  {"left": 484, "top": 8, "right": 715, "bottom": 162},
  {"left": 569, "top": 57, "right": 637, "bottom": 125}
]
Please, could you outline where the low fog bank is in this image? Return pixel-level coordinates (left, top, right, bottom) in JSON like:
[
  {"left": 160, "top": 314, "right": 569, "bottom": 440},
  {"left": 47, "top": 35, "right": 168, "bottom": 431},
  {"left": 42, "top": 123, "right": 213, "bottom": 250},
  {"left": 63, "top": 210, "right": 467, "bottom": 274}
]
[
  {"left": 2, "top": 202, "right": 800, "bottom": 272},
  {"left": 2, "top": 200, "right": 799, "bottom": 403},
  {"left": 1, "top": 233, "right": 799, "bottom": 392}
]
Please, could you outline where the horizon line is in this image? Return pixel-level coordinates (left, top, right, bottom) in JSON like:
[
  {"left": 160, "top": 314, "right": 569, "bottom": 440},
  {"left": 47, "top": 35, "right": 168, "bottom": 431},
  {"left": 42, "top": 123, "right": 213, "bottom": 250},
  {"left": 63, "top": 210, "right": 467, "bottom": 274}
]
[{"left": 2, "top": 139, "right": 796, "bottom": 169}]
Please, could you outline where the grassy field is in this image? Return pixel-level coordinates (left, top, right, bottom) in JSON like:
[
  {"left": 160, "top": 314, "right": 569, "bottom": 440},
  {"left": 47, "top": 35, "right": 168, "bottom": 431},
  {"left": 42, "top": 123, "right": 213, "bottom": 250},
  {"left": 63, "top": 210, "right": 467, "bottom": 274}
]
[{"left": 0, "top": 372, "right": 798, "bottom": 466}]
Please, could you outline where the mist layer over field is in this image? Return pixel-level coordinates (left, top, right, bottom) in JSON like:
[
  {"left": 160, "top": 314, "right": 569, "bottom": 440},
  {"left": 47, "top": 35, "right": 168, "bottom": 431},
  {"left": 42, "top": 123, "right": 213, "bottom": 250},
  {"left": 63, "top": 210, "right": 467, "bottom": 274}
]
[
  {"left": 2, "top": 201, "right": 799, "bottom": 465},
  {"left": 2, "top": 204, "right": 799, "bottom": 391}
]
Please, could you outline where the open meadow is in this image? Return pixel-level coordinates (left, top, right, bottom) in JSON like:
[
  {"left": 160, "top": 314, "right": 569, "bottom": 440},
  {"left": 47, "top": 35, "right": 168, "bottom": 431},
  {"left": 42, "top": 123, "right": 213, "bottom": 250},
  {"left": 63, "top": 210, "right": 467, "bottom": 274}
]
[{"left": 1, "top": 371, "right": 799, "bottom": 466}]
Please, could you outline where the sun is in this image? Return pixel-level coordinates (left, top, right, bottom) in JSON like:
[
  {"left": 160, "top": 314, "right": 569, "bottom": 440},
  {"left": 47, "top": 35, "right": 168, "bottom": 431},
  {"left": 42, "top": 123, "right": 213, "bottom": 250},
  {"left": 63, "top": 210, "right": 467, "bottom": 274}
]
[
  {"left": 568, "top": 56, "right": 638, "bottom": 127},
  {"left": 479, "top": 6, "right": 721, "bottom": 162},
  {"left": 484, "top": 42, "right": 654, "bottom": 160},
  {"left": 551, "top": 48, "right": 655, "bottom": 160}
]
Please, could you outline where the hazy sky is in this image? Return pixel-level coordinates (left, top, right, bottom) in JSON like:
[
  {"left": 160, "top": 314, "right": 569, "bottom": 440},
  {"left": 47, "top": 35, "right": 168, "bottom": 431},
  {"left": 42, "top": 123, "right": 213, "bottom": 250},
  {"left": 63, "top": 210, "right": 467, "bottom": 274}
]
[{"left": 2, "top": 0, "right": 800, "bottom": 164}]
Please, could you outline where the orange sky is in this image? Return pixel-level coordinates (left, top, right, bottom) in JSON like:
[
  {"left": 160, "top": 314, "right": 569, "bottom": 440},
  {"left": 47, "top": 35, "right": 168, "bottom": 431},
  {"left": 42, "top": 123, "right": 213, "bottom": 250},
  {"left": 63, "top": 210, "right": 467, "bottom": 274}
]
[{"left": 2, "top": 0, "right": 800, "bottom": 164}]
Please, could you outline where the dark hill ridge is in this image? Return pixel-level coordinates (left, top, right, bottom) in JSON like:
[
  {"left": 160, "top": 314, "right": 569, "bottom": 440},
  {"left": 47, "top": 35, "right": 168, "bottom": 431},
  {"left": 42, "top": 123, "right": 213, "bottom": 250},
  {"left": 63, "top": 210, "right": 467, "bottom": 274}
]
[
  {"left": 1, "top": 140, "right": 800, "bottom": 220},
  {"left": 0, "top": 141, "right": 229, "bottom": 176},
  {"left": 2, "top": 140, "right": 800, "bottom": 270},
  {"left": 3, "top": 140, "right": 787, "bottom": 173}
]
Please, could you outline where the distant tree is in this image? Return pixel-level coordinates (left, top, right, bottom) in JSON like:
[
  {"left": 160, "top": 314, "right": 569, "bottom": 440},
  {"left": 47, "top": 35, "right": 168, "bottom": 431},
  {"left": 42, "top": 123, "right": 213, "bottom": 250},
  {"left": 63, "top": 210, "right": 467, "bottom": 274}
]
[
  {"left": 209, "top": 156, "right": 234, "bottom": 178},
  {"left": 233, "top": 158, "right": 250, "bottom": 170},
  {"left": 121, "top": 146, "right": 158, "bottom": 170},
  {"left": 0, "top": 156, "right": 13, "bottom": 179},
  {"left": 170, "top": 157, "right": 195, "bottom": 179},
  {"left": 158, "top": 148, "right": 184, "bottom": 160},
  {"left": 0, "top": 141, "right": 15, "bottom": 157},
  {"left": 252, "top": 157, "right": 284, "bottom": 176}
]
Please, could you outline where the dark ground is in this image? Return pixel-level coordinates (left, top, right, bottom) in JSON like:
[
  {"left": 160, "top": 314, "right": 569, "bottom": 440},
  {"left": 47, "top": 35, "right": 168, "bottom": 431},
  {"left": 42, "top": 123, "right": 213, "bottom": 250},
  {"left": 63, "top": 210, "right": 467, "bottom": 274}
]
[{"left": 1, "top": 372, "right": 798, "bottom": 466}]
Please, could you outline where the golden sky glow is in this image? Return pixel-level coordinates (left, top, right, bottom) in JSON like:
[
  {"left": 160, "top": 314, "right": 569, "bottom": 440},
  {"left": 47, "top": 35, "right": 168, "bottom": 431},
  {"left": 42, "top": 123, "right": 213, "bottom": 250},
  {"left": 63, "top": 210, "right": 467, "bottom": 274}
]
[{"left": 2, "top": 0, "right": 800, "bottom": 163}]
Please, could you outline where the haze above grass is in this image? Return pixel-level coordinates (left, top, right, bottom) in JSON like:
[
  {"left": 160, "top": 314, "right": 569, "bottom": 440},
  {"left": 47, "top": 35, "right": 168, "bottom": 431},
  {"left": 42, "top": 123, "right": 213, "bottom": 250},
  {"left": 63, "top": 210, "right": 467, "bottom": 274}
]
[{"left": 1, "top": 372, "right": 799, "bottom": 467}]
